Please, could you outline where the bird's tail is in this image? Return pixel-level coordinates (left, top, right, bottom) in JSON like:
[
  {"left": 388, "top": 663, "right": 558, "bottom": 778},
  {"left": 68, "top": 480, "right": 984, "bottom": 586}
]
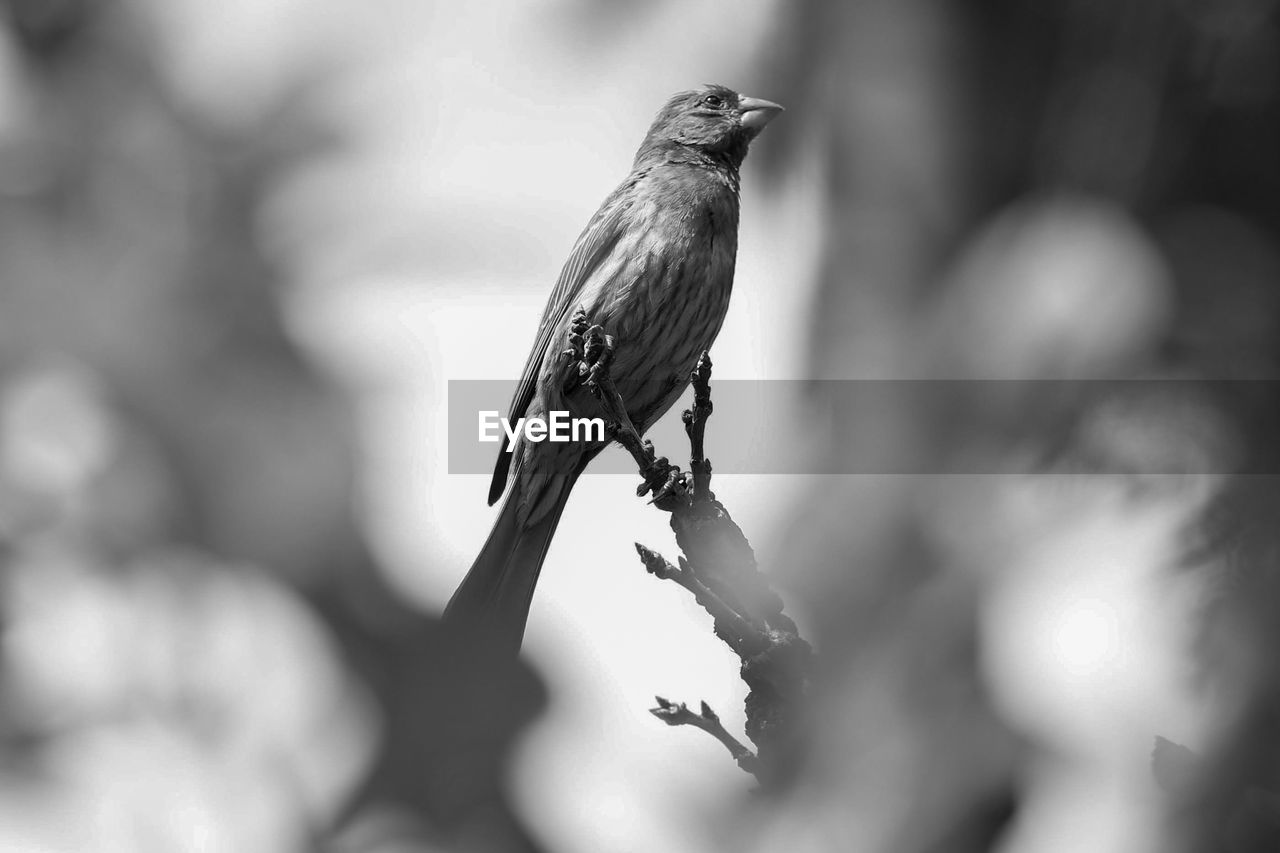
[{"left": 442, "top": 470, "right": 582, "bottom": 656}]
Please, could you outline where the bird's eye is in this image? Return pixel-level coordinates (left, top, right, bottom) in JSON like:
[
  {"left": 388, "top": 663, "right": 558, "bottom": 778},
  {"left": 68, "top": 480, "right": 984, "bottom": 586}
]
[{"left": 701, "top": 94, "right": 725, "bottom": 109}]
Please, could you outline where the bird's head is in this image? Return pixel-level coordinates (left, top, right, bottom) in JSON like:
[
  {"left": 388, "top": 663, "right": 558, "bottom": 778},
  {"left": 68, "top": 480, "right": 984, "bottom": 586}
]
[{"left": 636, "top": 84, "right": 783, "bottom": 171}]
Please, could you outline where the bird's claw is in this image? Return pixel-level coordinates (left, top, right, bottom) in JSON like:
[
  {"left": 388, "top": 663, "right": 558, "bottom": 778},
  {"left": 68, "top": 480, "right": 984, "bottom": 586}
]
[
  {"left": 555, "top": 308, "right": 689, "bottom": 509},
  {"left": 649, "top": 470, "right": 689, "bottom": 506},
  {"left": 558, "top": 310, "right": 587, "bottom": 379},
  {"left": 583, "top": 332, "right": 615, "bottom": 398},
  {"left": 561, "top": 309, "right": 615, "bottom": 396},
  {"left": 635, "top": 450, "right": 689, "bottom": 507}
]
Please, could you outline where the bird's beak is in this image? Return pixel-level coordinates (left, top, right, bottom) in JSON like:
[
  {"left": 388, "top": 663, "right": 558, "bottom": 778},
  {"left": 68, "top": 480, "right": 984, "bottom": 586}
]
[{"left": 738, "top": 96, "right": 784, "bottom": 133}]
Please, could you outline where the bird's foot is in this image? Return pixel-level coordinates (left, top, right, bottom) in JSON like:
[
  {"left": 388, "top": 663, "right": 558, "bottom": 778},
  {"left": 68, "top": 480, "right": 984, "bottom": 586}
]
[
  {"left": 558, "top": 307, "right": 590, "bottom": 394},
  {"left": 581, "top": 326, "right": 614, "bottom": 399},
  {"left": 559, "top": 307, "right": 614, "bottom": 398},
  {"left": 558, "top": 306, "right": 691, "bottom": 510},
  {"left": 600, "top": 427, "right": 687, "bottom": 509},
  {"left": 635, "top": 444, "right": 689, "bottom": 508}
]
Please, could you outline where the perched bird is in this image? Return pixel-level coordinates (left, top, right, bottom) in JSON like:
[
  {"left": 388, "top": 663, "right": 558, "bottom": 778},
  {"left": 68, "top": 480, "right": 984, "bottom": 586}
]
[{"left": 444, "top": 84, "right": 782, "bottom": 654}]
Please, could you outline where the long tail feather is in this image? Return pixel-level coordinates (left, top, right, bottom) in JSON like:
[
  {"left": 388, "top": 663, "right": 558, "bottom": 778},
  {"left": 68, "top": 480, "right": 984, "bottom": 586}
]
[{"left": 443, "top": 472, "right": 579, "bottom": 656}]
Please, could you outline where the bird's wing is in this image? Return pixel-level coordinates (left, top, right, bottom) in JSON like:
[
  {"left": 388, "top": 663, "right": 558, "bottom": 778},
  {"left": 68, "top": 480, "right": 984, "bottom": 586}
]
[{"left": 487, "top": 181, "right": 636, "bottom": 505}]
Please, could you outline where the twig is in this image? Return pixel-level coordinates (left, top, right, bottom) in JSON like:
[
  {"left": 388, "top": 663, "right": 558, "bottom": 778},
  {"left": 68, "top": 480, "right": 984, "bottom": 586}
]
[
  {"left": 650, "top": 697, "right": 760, "bottom": 775},
  {"left": 634, "top": 543, "right": 769, "bottom": 656}
]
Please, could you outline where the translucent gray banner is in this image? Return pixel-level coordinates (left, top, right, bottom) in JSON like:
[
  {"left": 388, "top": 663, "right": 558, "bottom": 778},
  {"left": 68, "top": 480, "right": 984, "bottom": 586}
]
[{"left": 447, "top": 379, "right": 1268, "bottom": 475}]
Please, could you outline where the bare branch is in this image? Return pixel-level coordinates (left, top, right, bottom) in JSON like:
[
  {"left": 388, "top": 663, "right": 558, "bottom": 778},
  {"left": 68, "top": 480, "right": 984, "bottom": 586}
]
[
  {"left": 650, "top": 696, "right": 760, "bottom": 776},
  {"left": 682, "top": 352, "right": 714, "bottom": 503},
  {"left": 634, "top": 543, "right": 770, "bottom": 657},
  {"left": 632, "top": 349, "right": 812, "bottom": 787},
  {"left": 568, "top": 304, "right": 813, "bottom": 787}
]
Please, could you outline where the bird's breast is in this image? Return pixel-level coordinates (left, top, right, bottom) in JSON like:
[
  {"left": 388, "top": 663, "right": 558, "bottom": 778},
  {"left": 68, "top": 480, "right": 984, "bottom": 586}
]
[
  {"left": 537, "top": 169, "right": 741, "bottom": 431},
  {"left": 580, "top": 198, "right": 737, "bottom": 423},
  {"left": 601, "top": 201, "right": 734, "bottom": 334}
]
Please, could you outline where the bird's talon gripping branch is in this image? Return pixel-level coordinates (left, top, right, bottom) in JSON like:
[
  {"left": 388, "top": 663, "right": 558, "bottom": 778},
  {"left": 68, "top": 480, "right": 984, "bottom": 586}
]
[
  {"left": 562, "top": 313, "right": 619, "bottom": 400},
  {"left": 561, "top": 312, "right": 693, "bottom": 509},
  {"left": 560, "top": 307, "right": 592, "bottom": 394},
  {"left": 584, "top": 334, "right": 616, "bottom": 397},
  {"left": 582, "top": 324, "right": 606, "bottom": 368},
  {"left": 645, "top": 463, "right": 688, "bottom": 506},
  {"left": 632, "top": 451, "right": 687, "bottom": 507}
]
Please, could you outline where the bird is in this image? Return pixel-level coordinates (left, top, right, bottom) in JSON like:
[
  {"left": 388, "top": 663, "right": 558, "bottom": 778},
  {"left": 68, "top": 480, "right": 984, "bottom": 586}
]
[{"left": 443, "top": 84, "right": 782, "bottom": 655}]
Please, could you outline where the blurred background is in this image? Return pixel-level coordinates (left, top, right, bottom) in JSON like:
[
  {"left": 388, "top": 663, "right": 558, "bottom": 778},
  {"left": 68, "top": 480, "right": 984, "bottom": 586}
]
[{"left": 1, "top": 0, "right": 1279, "bottom": 851}]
